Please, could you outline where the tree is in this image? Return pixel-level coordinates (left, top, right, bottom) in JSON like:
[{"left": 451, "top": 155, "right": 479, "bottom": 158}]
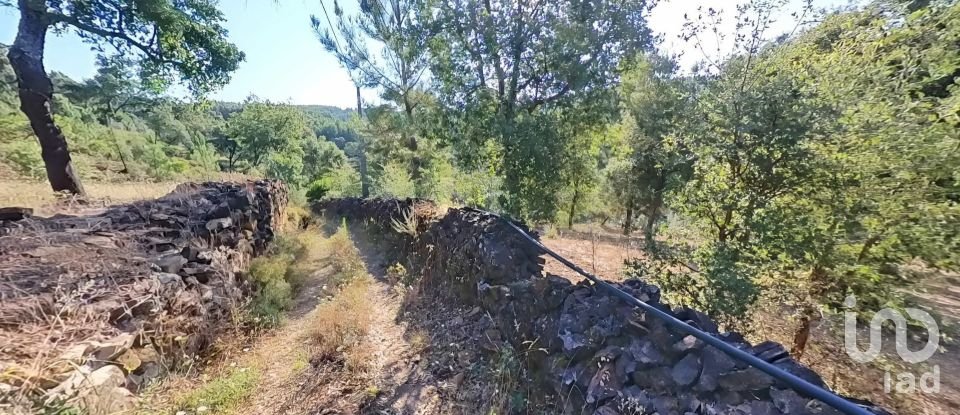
[
  {"left": 615, "top": 55, "right": 695, "bottom": 244},
  {"left": 626, "top": 0, "right": 829, "bottom": 326},
  {"left": 223, "top": 98, "right": 312, "bottom": 184},
  {"left": 430, "top": 0, "right": 654, "bottom": 219},
  {"left": 755, "top": 2, "right": 960, "bottom": 358},
  {"left": 311, "top": 0, "right": 434, "bottom": 189},
  {"left": 4, "top": 0, "right": 243, "bottom": 194}
]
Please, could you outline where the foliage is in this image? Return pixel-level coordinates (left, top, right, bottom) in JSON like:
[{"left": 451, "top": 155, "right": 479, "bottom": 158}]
[
  {"left": 2, "top": 139, "right": 46, "bottom": 179},
  {"left": 306, "top": 179, "right": 330, "bottom": 203},
  {"left": 612, "top": 55, "right": 696, "bottom": 240},
  {"left": 247, "top": 234, "right": 315, "bottom": 326},
  {"left": 33, "top": 0, "right": 245, "bottom": 95},
  {"left": 621, "top": 0, "right": 960, "bottom": 331},
  {"left": 374, "top": 160, "right": 415, "bottom": 198},
  {"left": 248, "top": 255, "right": 295, "bottom": 326},
  {"left": 429, "top": 0, "right": 654, "bottom": 219},
  {"left": 312, "top": 0, "right": 434, "bottom": 187}
]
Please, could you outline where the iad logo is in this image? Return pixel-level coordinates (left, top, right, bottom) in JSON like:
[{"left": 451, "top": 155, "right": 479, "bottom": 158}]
[{"left": 844, "top": 295, "right": 940, "bottom": 394}]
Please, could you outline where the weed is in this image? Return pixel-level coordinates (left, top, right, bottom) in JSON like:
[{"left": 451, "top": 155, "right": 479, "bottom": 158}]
[
  {"left": 390, "top": 206, "right": 420, "bottom": 237},
  {"left": 248, "top": 230, "right": 337, "bottom": 325},
  {"left": 291, "top": 351, "right": 309, "bottom": 374},
  {"left": 386, "top": 262, "right": 408, "bottom": 284},
  {"left": 310, "top": 276, "right": 374, "bottom": 372},
  {"left": 284, "top": 204, "right": 313, "bottom": 231},
  {"left": 175, "top": 367, "right": 259, "bottom": 413},
  {"left": 408, "top": 329, "right": 430, "bottom": 353},
  {"left": 489, "top": 346, "right": 522, "bottom": 414}
]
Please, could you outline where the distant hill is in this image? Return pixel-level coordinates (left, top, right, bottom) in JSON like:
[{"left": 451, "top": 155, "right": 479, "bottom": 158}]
[
  {"left": 296, "top": 105, "right": 354, "bottom": 122},
  {"left": 211, "top": 102, "right": 354, "bottom": 122}
]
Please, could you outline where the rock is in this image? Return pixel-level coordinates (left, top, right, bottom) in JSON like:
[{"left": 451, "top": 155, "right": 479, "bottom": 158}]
[
  {"left": 116, "top": 349, "right": 142, "bottom": 372},
  {"left": 82, "top": 235, "right": 117, "bottom": 249},
  {"left": 771, "top": 388, "right": 808, "bottom": 414},
  {"left": 671, "top": 353, "right": 701, "bottom": 386},
  {"left": 651, "top": 395, "right": 680, "bottom": 415},
  {"left": 48, "top": 365, "right": 135, "bottom": 415},
  {"left": 50, "top": 343, "right": 94, "bottom": 374},
  {"left": 0, "top": 207, "right": 32, "bottom": 221},
  {"left": 751, "top": 341, "right": 789, "bottom": 362},
  {"left": 696, "top": 346, "right": 737, "bottom": 392},
  {"left": 153, "top": 272, "right": 182, "bottom": 284},
  {"left": 773, "top": 359, "right": 826, "bottom": 388},
  {"left": 206, "top": 202, "right": 232, "bottom": 220},
  {"left": 153, "top": 254, "right": 188, "bottom": 274},
  {"left": 180, "top": 245, "right": 202, "bottom": 261},
  {"left": 23, "top": 246, "right": 60, "bottom": 258},
  {"left": 182, "top": 265, "right": 217, "bottom": 283},
  {"left": 90, "top": 333, "right": 136, "bottom": 362},
  {"left": 735, "top": 401, "right": 781, "bottom": 415},
  {"left": 205, "top": 217, "right": 233, "bottom": 232},
  {"left": 593, "top": 404, "right": 620, "bottom": 415},
  {"left": 626, "top": 338, "right": 666, "bottom": 369},
  {"left": 717, "top": 367, "right": 775, "bottom": 392},
  {"left": 592, "top": 345, "right": 622, "bottom": 363},
  {"left": 673, "top": 335, "right": 705, "bottom": 354},
  {"left": 586, "top": 362, "right": 621, "bottom": 404},
  {"left": 631, "top": 366, "right": 675, "bottom": 392}
]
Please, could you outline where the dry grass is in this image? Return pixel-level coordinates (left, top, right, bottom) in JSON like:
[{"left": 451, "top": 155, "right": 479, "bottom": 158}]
[
  {"left": 0, "top": 173, "right": 256, "bottom": 215},
  {"left": 310, "top": 275, "right": 375, "bottom": 373},
  {"left": 323, "top": 222, "right": 367, "bottom": 284}
]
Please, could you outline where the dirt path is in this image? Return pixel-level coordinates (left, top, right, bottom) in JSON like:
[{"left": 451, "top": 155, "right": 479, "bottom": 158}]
[{"left": 233, "top": 230, "right": 449, "bottom": 415}]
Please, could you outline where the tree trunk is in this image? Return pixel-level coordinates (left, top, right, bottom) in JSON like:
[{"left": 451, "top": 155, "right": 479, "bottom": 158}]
[
  {"left": 568, "top": 184, "right": 580, "bottom": 229},
  {"left": 356, "top": 86, "right": 369, "bottom": 198},
  {"left": 791, "top": 265, "right": 826, "bottom": 361},
  {"left": 8, "top": 3, "right": 85, "bottom": 195},
  {"left": 402, "top": 94, "right": 422, "bottom": 191},
  {"left": 643, "top": 206, "right": 658, "bottom": 248},
  {"left": 623, "top": 199, "right": 635, "bottom": 236},
  {"left": 643, "top": 174, "right": 667, "bottom": 248}
]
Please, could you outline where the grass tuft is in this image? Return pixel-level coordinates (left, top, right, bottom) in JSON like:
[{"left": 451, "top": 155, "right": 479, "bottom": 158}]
[
  {"left": 175, "top": 367, "right": 260, "bottom": 414},
  {"left": 310, "top": 275, "right": 374, "bottom": 372}
]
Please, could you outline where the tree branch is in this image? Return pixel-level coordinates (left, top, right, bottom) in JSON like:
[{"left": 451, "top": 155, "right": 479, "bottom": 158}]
[{"left": 49, "top": 12, "right": 182, "bottom": 67}]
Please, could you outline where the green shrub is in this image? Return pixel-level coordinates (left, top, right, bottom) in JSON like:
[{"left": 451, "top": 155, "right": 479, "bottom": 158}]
[
  {"left": 305, "top": 179, "right": 330, "bottom": 202},
  {"left": 1, "top": 140, "right": 46, "bottom": 179},
  {"left": 247, "top": 234, "right": 312, "bottom": 325},
  {"left": 249, "top": 255, "right": 294, "bottom": 326}
]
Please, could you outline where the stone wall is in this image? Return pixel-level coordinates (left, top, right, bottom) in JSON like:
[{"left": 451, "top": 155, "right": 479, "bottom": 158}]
[
  {"left": 314, "top": 198, "right": 889, "bottom": 415},
  {"left": 0, "top": 180, "right": 287, "bottom": 414}
]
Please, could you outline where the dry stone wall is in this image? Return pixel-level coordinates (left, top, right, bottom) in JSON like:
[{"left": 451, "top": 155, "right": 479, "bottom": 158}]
[
  {"left": 0, "top": 180, "right": 287, "bottom": 414},
  {"left": 314, "top": 198, "right": 889, "bottom": 415}
]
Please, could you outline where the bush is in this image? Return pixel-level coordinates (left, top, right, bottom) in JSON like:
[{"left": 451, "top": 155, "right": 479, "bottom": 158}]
[
  {"left": 248, "top": 255, "right": 294, "bottom": 326},
  {"left": 305, "top": 179, "right": 330, "bottom": 202},
  {"left": 1, "top": 140, "right": 45, "bottom": 179}
]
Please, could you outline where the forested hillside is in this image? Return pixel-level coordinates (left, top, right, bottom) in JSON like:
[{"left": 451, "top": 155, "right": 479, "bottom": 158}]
[{"left": 1, "top": 50, "right": 362, "bottom": 192}]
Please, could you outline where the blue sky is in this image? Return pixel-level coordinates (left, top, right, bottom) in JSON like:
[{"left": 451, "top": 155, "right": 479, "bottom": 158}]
[{"left": 0, "top": 0, "right": 854, "bottom": 109}]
